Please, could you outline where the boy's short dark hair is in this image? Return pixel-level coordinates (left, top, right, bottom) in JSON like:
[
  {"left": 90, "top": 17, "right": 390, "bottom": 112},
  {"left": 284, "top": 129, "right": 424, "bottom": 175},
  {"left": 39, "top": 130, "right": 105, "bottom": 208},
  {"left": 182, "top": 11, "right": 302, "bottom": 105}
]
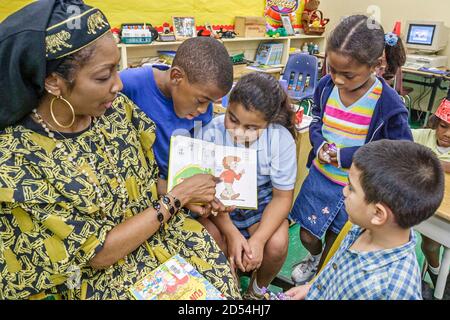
[
  {"left": 172, "top": 37, "right": 233, "bottom": 93},
  {"left": 353, "top": 140, "right": 444, "bottom": 229}
]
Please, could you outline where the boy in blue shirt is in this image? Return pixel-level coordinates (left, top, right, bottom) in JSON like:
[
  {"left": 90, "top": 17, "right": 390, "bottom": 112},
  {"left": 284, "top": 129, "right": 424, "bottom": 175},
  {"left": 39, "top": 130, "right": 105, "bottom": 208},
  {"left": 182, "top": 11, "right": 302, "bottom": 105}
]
[
  {"left": 120, "top": 37, "right": 233, "bottom": 210},
  {"left": 286, "top": 140, "right": 445, "bottom": 300}
]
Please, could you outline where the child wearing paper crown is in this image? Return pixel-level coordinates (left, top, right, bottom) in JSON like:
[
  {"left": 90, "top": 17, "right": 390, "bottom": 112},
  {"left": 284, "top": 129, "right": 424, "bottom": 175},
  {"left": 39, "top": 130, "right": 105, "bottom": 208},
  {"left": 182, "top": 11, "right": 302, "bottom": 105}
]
[{"left": 412, "top": 96, "right": 450, "bottom": 288}]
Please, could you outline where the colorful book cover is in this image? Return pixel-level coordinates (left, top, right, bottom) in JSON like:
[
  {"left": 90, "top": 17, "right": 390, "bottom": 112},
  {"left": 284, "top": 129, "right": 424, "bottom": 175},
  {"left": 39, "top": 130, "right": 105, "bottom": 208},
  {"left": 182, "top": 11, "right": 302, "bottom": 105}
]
[
  {"left": 255, "top": 42, "right": 284, "bottom": 66},
  {"left": 130, "top": 254, "right": 226, "bottom": 300},
  {"left": 167, "top": 136, "right": 258, "bottom": 209}
]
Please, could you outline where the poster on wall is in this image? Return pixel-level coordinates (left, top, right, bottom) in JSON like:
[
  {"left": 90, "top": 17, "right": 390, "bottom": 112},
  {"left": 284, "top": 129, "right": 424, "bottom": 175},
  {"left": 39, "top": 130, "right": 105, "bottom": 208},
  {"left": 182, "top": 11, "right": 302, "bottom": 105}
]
[{"left": 265, "top": 0, "right": 299, "bottom": 24}]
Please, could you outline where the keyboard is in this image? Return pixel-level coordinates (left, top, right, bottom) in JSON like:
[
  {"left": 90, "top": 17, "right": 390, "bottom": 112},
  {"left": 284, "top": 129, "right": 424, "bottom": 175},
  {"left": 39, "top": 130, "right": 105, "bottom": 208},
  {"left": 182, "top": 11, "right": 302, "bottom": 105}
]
[{"left": 404, "top": 62, "right": 425, "bottom": 70}]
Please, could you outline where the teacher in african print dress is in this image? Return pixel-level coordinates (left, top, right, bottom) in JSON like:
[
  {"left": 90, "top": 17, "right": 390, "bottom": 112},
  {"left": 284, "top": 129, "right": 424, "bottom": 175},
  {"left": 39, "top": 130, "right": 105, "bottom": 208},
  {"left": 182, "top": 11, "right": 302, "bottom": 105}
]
[{"left": 0, "top": 0, "right": 240, "bottom": 300}]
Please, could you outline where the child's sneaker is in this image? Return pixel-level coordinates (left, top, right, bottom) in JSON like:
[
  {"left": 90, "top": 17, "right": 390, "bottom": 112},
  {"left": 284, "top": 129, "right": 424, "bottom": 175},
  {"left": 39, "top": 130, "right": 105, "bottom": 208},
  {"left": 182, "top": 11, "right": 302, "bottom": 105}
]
[
  {"left": 242, "top": 271, "right": 264, "bottom": 300},
  {"left": 291, "top": 252, "right": 321, "bottom": 285}
]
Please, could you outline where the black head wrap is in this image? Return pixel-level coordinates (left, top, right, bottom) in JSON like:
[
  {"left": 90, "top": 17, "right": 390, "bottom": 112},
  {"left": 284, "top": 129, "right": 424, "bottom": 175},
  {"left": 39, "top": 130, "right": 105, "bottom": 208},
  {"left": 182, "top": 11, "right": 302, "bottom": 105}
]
[{"left": 0, "top": 0, "right": 111, "bottom": 130}]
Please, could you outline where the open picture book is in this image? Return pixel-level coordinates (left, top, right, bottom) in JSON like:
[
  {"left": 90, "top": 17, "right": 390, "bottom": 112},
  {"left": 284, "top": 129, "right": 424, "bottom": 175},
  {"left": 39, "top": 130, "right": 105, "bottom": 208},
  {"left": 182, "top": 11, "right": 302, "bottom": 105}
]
[{"left": 167, "top": 135, "right": 258, "bottom": 209}]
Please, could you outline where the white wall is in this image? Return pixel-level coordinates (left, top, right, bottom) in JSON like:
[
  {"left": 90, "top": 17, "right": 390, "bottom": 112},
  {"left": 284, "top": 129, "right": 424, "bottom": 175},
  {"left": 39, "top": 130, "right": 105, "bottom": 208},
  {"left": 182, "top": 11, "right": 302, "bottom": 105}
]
[
  {"left": 318, "top": 0, "right": 450, "bottom": 114},
  {"left": 320, "top": 0, "right": 450, "bottom": 59}
]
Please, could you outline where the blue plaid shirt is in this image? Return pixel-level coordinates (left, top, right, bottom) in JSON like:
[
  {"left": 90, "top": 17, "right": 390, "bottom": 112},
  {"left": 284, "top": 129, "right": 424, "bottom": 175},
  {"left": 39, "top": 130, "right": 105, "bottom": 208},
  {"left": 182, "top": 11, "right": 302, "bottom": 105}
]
[{"left": 306, "top": 225, "right": 422, "bottom": 300}]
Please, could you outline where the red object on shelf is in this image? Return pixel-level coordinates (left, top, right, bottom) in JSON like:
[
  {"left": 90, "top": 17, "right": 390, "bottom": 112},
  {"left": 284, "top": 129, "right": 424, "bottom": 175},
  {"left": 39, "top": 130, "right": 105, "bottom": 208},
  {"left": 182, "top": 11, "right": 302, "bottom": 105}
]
[
  {"left": 197, "top": 29, "right": 212, "bottom": 36},
  {"left": 393, "top": 21, "right": 401, "bottom": 36}
]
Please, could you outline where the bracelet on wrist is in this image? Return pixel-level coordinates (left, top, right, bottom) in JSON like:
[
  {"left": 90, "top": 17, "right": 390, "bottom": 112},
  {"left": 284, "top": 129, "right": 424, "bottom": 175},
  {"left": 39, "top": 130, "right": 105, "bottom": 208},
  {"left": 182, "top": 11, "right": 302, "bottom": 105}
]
[
  {"left": 160, "top": 195, "right": 176, "bottom": 216},
  {"left": 152, "top": 200, "right": 166, "bottom": 233},
  {"left": 166, "top": 192, "right": 182, "bottom": 210}
]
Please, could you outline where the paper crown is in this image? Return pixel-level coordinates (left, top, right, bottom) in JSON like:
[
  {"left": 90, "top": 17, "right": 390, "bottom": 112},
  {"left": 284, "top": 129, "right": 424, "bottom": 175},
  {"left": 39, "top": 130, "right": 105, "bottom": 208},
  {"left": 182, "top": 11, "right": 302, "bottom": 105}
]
[{"left": 435, "top": 98, "right": 450, "bottom": 123}]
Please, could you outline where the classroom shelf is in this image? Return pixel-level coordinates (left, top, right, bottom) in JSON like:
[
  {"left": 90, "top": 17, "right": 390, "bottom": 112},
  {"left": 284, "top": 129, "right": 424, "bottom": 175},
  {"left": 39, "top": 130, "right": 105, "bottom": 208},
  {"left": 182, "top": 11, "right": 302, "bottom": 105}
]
[{"left": 118, "top": 34, "right": 325, "bottom": 71}]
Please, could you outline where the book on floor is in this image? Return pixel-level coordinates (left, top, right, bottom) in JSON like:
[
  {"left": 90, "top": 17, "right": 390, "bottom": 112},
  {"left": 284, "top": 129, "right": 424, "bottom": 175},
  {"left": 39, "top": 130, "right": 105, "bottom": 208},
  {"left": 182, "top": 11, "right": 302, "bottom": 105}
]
[{"left": 129, "top": 254, "right": 226, "bottom": 300}]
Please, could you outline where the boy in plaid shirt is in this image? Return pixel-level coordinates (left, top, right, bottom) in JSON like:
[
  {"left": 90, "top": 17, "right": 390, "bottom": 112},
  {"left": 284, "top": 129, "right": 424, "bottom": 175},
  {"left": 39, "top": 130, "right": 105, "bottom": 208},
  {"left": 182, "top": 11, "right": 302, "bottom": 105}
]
[{"left": 286, "top": 140, "right": 445, "bottom": 300}]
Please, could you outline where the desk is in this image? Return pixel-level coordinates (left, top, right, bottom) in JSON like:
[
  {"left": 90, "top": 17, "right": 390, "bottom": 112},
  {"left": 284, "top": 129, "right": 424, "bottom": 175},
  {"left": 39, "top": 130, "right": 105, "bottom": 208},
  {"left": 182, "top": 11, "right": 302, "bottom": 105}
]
[
  {"left": 414, "top": 173, "right": 450, "bottom": 299},
  {"left": 402, "top": 67, "right": 450, "bottom": 126}
]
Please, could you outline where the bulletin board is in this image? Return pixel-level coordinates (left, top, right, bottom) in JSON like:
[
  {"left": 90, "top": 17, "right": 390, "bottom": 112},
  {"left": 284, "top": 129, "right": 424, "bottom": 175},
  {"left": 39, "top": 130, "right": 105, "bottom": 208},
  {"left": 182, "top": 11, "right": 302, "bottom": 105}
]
[{"left": 0, "top": 0, "right": 306, "bottom": 29}]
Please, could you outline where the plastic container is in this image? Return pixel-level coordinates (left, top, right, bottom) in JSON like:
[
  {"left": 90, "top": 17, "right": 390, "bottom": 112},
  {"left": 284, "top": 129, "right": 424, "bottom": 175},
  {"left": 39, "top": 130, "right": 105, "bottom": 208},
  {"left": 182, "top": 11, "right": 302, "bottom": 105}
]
[{"left": 121, "top": 37, "right": 152, "bottom": 44}]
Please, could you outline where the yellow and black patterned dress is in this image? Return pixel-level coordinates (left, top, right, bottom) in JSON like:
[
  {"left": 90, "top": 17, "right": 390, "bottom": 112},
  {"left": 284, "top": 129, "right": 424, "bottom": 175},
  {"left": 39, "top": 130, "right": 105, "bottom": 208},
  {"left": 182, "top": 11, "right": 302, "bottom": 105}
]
[{"left": 0, "top": 94, "right": 241, "bottom": 300}]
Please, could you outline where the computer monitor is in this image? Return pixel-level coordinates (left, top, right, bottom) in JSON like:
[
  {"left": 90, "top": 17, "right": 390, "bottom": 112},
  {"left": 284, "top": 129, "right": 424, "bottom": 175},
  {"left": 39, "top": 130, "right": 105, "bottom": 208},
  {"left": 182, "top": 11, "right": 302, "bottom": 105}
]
[
  {"left": 406, "top": 21, "right": 449, "bottom": 52},
  {"left": 405, "top": 20, "right": 449, "bottom": 53}
]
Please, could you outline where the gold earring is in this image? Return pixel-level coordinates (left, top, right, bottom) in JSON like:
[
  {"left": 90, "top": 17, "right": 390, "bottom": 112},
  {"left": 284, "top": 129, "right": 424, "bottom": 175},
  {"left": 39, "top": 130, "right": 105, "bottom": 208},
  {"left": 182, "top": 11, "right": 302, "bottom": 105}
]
[{"left": 50, "top": 96, "right": 75, "bottom": 129}]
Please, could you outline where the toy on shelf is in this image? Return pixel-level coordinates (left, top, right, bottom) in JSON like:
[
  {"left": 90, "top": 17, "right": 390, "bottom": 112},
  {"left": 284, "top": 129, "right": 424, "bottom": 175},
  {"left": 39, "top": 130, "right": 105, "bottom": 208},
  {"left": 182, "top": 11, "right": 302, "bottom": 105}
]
[
  {"left": 313, "top": 43, "right": 320, "bottom": 54},
  {"left": 121, "top": 23, "right": 158, "bottom": 44},
  {"left": 217, "top": 28, "right": 237, "bottom": 39},
  {"left": 162, "top": 22, "right": 171, "bottom": 34},
  {"left": 266, "top": 23, "right": 288, "bottom": 38},
  {"left": 301, "top": 0, "right": 329, "bottom": 36},
  {"left": 197, "top": 29, "right": 212, "bottom": 37},
  {"left": 302, "top": 42, "right": 309, "bottom": 53},
  {"left": 205, "top": 22, "right": 220, "bottom": 39},
  {"left": 158, "top": 22, "right": 176, "bottom": 42},
  {"left": 230, "top": 53, "right": 245, "bottom": 65},
  {"left": 198, "top": 23, "right": 221, "bottom": 39},
  {"left": 111, "top": 27, "right": 121, "bottom": 44}
]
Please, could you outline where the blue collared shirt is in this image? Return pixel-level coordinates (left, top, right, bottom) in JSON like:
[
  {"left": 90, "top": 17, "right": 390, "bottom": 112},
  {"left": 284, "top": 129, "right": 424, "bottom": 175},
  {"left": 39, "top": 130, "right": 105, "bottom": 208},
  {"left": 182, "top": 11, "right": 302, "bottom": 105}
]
[{"left": 306, "top": 225, "right": 422, "bottom": 300}]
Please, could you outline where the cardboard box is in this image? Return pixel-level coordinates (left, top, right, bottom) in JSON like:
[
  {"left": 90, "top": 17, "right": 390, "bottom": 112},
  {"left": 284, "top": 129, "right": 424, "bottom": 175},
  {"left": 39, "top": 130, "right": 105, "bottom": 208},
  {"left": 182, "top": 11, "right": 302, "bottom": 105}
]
[{"left": 234, "top": 16, "right": 266, "bottom": 38}]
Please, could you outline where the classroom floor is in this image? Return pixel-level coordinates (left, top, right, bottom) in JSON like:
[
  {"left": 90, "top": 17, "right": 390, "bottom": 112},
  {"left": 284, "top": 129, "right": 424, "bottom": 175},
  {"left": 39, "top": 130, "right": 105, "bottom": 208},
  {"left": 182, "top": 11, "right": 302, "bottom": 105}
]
[{"left": 240, "top": 223, "right": 450, "bottom": 300}]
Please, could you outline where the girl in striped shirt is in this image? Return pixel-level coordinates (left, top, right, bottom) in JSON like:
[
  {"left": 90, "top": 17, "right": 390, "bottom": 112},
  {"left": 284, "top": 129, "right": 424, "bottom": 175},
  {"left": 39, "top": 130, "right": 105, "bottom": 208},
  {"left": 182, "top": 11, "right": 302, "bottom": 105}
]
[{"left": 290, "top": 15, "right": 413, "bottom": 285}]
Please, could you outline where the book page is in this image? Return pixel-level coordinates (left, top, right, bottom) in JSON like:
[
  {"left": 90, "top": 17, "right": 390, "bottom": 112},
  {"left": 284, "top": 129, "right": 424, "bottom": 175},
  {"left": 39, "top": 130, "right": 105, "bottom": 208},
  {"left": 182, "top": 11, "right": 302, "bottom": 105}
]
[
  {"left": 215, "top": 145, "right": 258, "bottom": 209},
  {"left": 167, "top": 136, "right": 216, "bottom": 192}
]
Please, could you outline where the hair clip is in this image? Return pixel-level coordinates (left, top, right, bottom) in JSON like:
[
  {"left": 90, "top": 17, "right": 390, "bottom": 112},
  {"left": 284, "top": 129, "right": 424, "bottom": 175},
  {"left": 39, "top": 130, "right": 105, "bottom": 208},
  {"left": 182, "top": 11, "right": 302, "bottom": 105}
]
[{"left": 385, "top": 32, "right": 399, "bottom": 47}]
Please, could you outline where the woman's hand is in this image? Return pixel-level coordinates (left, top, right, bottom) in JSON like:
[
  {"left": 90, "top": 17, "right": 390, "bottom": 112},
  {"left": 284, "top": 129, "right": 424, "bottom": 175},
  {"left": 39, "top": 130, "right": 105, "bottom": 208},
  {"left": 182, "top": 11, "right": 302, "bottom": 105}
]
[
  {"left": 226, "top": 229, "right": 253, "bottom": 272},
  {"left": 170, "top": 174, "right": 220, "bottom": 207}
]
